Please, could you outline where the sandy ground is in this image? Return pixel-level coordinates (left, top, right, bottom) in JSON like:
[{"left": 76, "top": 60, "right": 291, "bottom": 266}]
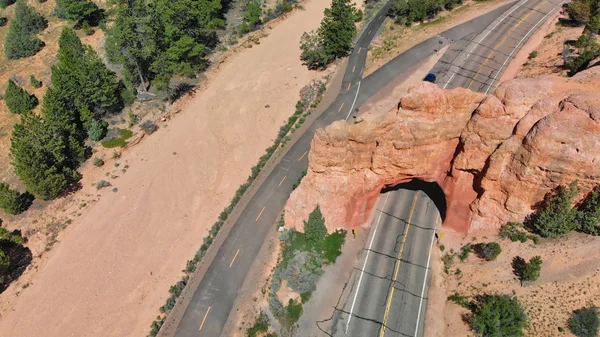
[
  {"left": 364, "top": 0, "right": 514, "bottom": 76},
  {"left": 437, "top": 231, "right": 600, "bottom": 337},
  {"left": 0, "top": 0, "right": 333, "bottom": 335},
  {"left": 500, "top": 12, "right": 583, "bottom": 82}
]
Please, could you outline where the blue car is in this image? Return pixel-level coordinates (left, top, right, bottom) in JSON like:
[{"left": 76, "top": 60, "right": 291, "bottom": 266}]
[{"left": 423, "top": 73, "right": 436, "bottom": 83}]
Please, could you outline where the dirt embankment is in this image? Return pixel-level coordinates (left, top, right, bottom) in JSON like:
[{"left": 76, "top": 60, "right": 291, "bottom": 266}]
[{"left": 0, "top": 0, "right": 334, "bottom": 335}]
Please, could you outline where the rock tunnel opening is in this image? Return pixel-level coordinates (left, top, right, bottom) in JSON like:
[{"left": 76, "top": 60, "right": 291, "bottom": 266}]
[{"left": 381, "top": 179, "right": 447, "bottom": 222}]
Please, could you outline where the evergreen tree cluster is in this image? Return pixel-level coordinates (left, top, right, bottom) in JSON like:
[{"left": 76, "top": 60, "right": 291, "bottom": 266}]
[
  {"left": 389, "top": 0, "right": 463, "bottom": 25},
  {"left": 299, "top": 0, "right": 362, "bottom": 70},
  {"left": 470, "top": 295, "right": 528, "bottom": 337},
  {"left": 4, "top": 0, "right": 48, "bottom": 60},
  {"left": 530, "top": 181, "right": 600, "bottom": 237},
  {"left": 105, "top": 0, "right": 225, "bottom": 92},
  {"left": 566, "top": 0, "right": 600, "bottom": 27},
  {"left": 0, "top": 227, "right": 26, "bottom": 286},
  {"left": 10, "top": 28, "right": 123, "bottom": 200}
]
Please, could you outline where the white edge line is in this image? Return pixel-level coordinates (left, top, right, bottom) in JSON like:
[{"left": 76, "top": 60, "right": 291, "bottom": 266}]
[
  {"left": 413, "top": 217, "right": 439, "bottom": 337},
  {"left": 345, "top": 192, "right": 390, "bottom": 333},
  {"left": 442, "top": 0, "right": 529, "bottom": 89},
  {"left": 345, "top": 81, "right": 361, "bottom": 121},
  {"left": 484, "top": 2, "right": 563, "bottom": 94}
]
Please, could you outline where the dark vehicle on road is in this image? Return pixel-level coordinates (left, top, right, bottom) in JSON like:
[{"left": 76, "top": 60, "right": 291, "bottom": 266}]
[{"left": 423, "top": 73, "right": 436, "bottom": 83}]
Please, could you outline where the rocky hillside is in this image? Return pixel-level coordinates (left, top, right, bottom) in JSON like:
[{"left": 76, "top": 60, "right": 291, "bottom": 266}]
[{"left": 285, "top": 67, "right": 600, "bottom": 232}]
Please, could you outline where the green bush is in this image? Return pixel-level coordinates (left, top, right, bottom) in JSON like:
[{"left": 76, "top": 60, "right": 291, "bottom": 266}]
[
  {"left": 570, "top": 306, "right": 600, "bottom": 337},
  {"left": 88, "top": 120, "right": 108, "bottom": 141},
  {"left": 577, "top": 189, "right": 600, "bottom": 235},
  {"left": 247, "top": 311, "right": 270, "bottom": 337},
  {"left": 0, "top": 182, "right": 31, "bottom": 214},
  {"left": 448, "top": 292, "right": 471, "bottom": 308},
  {"left": 293, "top": 170, "right": 307, "bottom": 190},
  {"left": 442, "top": 252, "right": 454, "bottom": 274},
  {"left": 96, "top": 180, "right": 110, "bottom": 189},
  {"left": 476, "top": 242, "right": 502, "bottom": 261},
  {"left": 500, "top": 222, "right": 529, "bottom": 242},
  {"left": 285, "top": 298, "right": 303, "bottom": 325},
  {"left": 458, "top": 243, "right": 472, "bottom": 262},
  {"left": 56, "top": 0, "right": 101, "bottom": 25},
  {"left": 470, "top": 295, "right": 528, "bottom": 337},
  {"left": 0, "top": 17, "right": 7, "bottom": 26},
  {"left": 4, "top": 79, "right": 38, "bottom": 114},
  {"left": 532, "top": 182, "right": 580, "bottom": 237},
  {"left": 30, "top": 75, "right": 42, "bottom": 88},
  {"left": 528, "top": 51, "right": 538, "bottom": 59},
  {"left": 321, "top": 229, "right": 346, "bottom": 264},
  {"left": 513, "top": 255, "right": 542, "bottom": 284},
  {"left": 93, "top": 157, "right": 104, "bottom": 166},
  {"left": 0, "top": 0, "right": 15, "bottom": 8}
]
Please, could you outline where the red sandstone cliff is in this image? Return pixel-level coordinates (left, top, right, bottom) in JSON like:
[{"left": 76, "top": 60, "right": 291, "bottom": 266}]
[{"left": 284, "top": 68, "right": 600, "bottom": 232}]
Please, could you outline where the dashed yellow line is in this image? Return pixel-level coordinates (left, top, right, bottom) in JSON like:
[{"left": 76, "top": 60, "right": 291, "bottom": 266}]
[
  {"left": 378, "top": 193, "right": 420, "bottom": 337},
  {"left": 353, "top": 65, "right": 356, "bottom": 73},
  {"left": 199, "top": 306, "right": 211, "bottom": 331},
  {"left": 298, "top": 151, "right": 308, "bottom": 161},
  {"left": 338, "top": 103, "right": 345, "bottom": 112},
  {"left": 229, "top": 249, "right": 240, "bottom": 267},
  {"left": 347, "top": 82, "right": 351, "bottom": 91},
  {"left": 279, "top": 175, "right": 286, "bottom": 186},
  {"left": 255, "top": 207, "right": 265, "bottom": 221}
]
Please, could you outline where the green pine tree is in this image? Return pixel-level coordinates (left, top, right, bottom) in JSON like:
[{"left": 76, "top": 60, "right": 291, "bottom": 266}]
[
  {"left": 10, "top": 112, "right": 82, "bottom": 200},
  {"left": 577, "top": 189, "right": 600, "bottom": 234},
  {"left": 105, "top": 0, "right": 160, "bottom": 91},
  {"left": 4, "top": 0, "right": 46, "bottom": 59},
  {"left": 14, "top": 0, "right": 47, "bottom": 34},
  {"left": 303, "top": 206, "right": 328, "bottom": 248},
  {"left": 532, "top": 181, "right": 581, "bottom": 237},
  {"left": 300, "top": 0, "right": 359, "bottom": 70},
  {"left": 56, "top": 0, "right": 101, "bottom": 25},
  {"left": 4, "top": 79, "right": 38, "bottom": 114},
  {"left": 0, "top": 0, "right": 15, "bottom": 9},
  {"left": 0, "top": 182, "right": 29, "bottom": 215}
]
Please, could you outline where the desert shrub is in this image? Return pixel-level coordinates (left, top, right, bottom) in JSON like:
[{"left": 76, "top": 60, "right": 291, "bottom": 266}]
[
  {"left": 140, "top": 120, "right": 158, "bottom": 135},
  {"left": 29, "top": 75, "right": 42, "bottom": 88},
  {"left": 0, "top": 249, "right": 10, "bottom": 277},
  {"left": 247, "top": 311, "right": 270, "bottom": 337},
  {"left": 0, "top": 0, "right": 15, "bottom": 8},
  {"left": 88, "top": 120, "right": 108, "bottom": 141},
  {"left": 448, "top": 292, "right": 471, "bottom": 308},
  {"left": 4, "top": 79, "right": 38, "bottom": 114},
  {"left": 458, "top": 243, "right": 472, "bottom": 262},
  {"left": 528, "top": 51, "right": 538, "bottom": 59},
  {"left": 513, "top": 256, "right": 542, "bottom": 284},
  {"left": 470, "top": 295, "right": 528, "bottom": 337},
  {"left": 0, "top": 182, "right": 31, "bottom": 214},
  {"left": 303, "top": 206, "right": 327, "bottom": 248},
  {"left": 500, "top": 222, "right": 528, "bottom": 242},
  {"left": 321, "top": 229, "right": 346, "bottom": 264},
  {"left": 96, "top": 180, "right": 110, "bottom": 189},
  {"left": 570, "top": 306, "right": 600, "bottom": 337},
  {"left": 0, "top": 17, "right": 7, "bottom": 26},
  {"left": 285, "top": 298, "right": 303, "bottom": 325},
  {"left": 475, "top": 242, "right": 502, "bottom": 261},
  {"left": 93, "top": 157, "right": 104, "bottom": 167},
  {"left": 531, "top": 182, "right": 580, "bottom": 237},
  {"left": 442, "top": 252, "right": 454, "bottom": 274},
  {"left": 280, "top": 251, "right": 322, "bottom": 294}
]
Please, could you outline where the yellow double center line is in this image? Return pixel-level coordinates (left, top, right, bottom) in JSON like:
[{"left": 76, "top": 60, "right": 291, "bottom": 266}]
[
  {"left": 378, "top": 192, "right": 420, "bottom": 337},
  {"left": 466, "top": 0, "right": 546, "bottom": 89}
]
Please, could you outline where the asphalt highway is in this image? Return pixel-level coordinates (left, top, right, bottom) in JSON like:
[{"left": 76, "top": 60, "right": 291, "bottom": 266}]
[
  {"left": 170, "top": 0, "right": 561, "bottom": 336},
  {"left": 335, "top": 1, "right": 563, "bottom": 336}
]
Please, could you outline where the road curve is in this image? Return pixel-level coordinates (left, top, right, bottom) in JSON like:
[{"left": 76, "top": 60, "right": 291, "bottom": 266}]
[{"left": 168, "top": 0, "right": 558, "bottom": 335}]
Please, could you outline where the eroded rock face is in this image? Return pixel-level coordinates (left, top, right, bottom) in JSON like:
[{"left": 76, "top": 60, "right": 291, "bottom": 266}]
[{"left": 284, "top": 68, "right": 600, "bottom": 232}]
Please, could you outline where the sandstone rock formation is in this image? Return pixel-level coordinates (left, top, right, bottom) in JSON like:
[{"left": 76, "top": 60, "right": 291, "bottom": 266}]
[{"left": 284, "top": 68, "right": 600, "bottom": 232}]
